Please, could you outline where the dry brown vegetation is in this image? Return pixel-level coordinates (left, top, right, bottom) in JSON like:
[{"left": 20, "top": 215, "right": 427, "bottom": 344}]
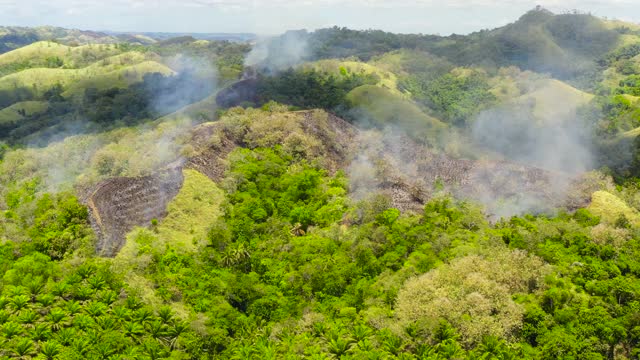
[{"left": 396, "top": 248, "right": 551, "bottom": 345}]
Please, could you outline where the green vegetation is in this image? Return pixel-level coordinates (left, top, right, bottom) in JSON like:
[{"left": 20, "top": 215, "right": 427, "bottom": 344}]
[
  {"left": 7, "top": 137, "right": 640, "bottom": 358},
  {"left": 155, "top": 169, "right": 225, "bottom": 251},
  {"left": 299, "top": 8, "right": 620, "bottom": 85},
  {"left": 0, "top": 34, "right": 249, "bottom": 145},
  {"left": 416, "top": 69, "right": 496, "bottom": 126},
  {"left": 345, "top": 85, "right": 447, "bottom": 143},
  {"left": 4, "top": 7, "right": 640, "bottom": 360},
  {"left": 588, "top": 190, "right": 640, "bottom": 226},
  {"left": 255, "top": 67, "right": 379, "bottom": 110}
]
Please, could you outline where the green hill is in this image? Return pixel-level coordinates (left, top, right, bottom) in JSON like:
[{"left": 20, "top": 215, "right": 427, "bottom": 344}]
[
  {"left": 0, "top": 58, "right": 174, "bottom": 98},
  {"left": 346, "top": 84, "right": 447, "bottom": 143},
  {"left": 0, "top": 41, "right": 121, "bottom": 71},
  {"left": 0, "top": 100, "right": 48, "bottom": 126},
  {"left": 509, "top": 78, "right": 594, "bottom": 124},
  {"left": 303, "top": 59, "right": 403, "bottom": 96},
  {"left": 440, "top": 9, "right": 623, "bottom": 81},
  {"left": 0, "top": 26, "right": 120, "bottom": 53}
]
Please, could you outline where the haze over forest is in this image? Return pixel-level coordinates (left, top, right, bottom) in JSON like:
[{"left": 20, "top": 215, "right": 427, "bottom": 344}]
[{"left": 2, "top": 2, "right": 640, "bottom": 359}]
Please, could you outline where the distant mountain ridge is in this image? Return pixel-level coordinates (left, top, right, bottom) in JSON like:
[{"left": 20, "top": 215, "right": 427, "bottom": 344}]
[
  {"left": 0, "top": 26, "right": 121, "bottom": 53},
  {"left": 0, "top": 25, "right": 256, "bottom": 55},
  {"left": 103, "top": 31, "right": 256, "bottom": 43}
]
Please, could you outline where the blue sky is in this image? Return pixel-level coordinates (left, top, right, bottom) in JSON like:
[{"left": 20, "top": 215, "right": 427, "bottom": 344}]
[{"left": 1, "top": 0, "right": 639, "bottom": 35}]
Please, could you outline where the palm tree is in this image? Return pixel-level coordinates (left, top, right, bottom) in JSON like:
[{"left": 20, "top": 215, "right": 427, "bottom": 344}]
[
  {"left": 0, "top": 296, "right": 8, "bottom": 309},
  {"left": 221, "top": 248, "right": 236, "bottom": 268},
  {"left": 73, "top": 285, "right": 94, "bottom": 301},
  {"left": 235, "top": 242, "right": 251, "bottom": 264},
  {"left": 92, "top": 341, "right": 116, "bottom": 359},
  {"left": 118, "top": 344, "right": 144, "bottom": 359},
  {"left": 27, "top": 279, "right": 44, "bottom": 300},
  {"left": 72, "top": 313, "right": 95, "bottom": 330},
  {"left": 125, "top": 297, "right": 142, "bottom": 310},
  {"left": 71, "top": 337, "right": 92, "bottom": 356},
  {"left": 355, "top": 338, "right": 374, "bottom": 352},
  {"left": 436, "top": 339, "right": 465, "bottom": 359},
  {"left": 39, "top": 340, "right": 62, "bottom": 360},
  {"left": 167, "top": 322, "right": 188, "bottom": 350},
  {"left": 55, "top": 327, "right": 76, "bottom": 346},
  {"left": 277, "top": 329, "right": 297, "bottom": 353},
  {"left": 29, "top": 323, "right": 52, "bottom": 342},
  {"left": 0, "top": 309, "right": 8, "bottom": 324},
  {"left": 221, "top": 242, "right": 251, "bottom": 268},
  {"left": 51, "top": 282, "right": 70, "bottom": 299},
  {"left": 157, "top": 306, "right": 173, "bottom": 324},
  {"left": 6, "top": 286, "right": 27, "bottom": 297},
  {"left": 9, "top": 295, "right": 30, "bottom": 313},
  {"left": 84, "top": 301, "right": 107, "bottom": 317},
  {"left": 123, "top": 321, "right": 144, "bottom": 340},
  {"left": 254, "top": 338, "right": 277, "bottom": 360},
  {"left": 84, "top": 328, "right": 103, "bottom": 344},
  {"left": 416, "top": 343, "right": 438, "bottom": 359},
  {"left": 134, "top": 308, "right": 154, "bottom": 324},
  {"left": 95, "top": 315, "right": 117, "bottom": 330},
  {"left": 433, "top": 321, "right": 459, "bottom": 344},
  {"left": 2, "top": 321, "right": 23, "bottom": 339},
  {"left": 143, "top": 339, "right": 168, "bottom": 360},
  {"left": 352, "top": 324, "right": 372, "bottom": 342},
  {"left": 64, "top": 300, "right": 82, "bottom": 316},
  {"left": 17, "top": 309, "right": 38, "bottom": 327},
  {"left": 99, "top": 290, "right": 118, "bottom": 305},
  {"left": 12, "top": 338, "right": 34, "bottom": 359},
  {"left": 308, "top": 353, "right": 331, "bottom": 360},
  {"left": 231, "top": 342, "right": 255, "bottom": 360},
  {"left": 76, "top": 264, "right": 96, "bottom": 279},
  {"left": 46, "top": 308, "right": 67, "bottom": 331},
  {"left": 477, "top": 335, "right": 509, "bottom": 359},
  {"left": 36, "top": 294, "right": 55, "bottom": 308},
  {"left": 146, "top": 320, "right": 167, "bottom": 340},
  {"left": 112, "top": 305, "right": 131, "bottom": 323},
  {"left": 327, "top": 337, "right": 353, "bottom": 358},
  {"left": 87, "top": 276, "right": 106, "bottom": 291},
  {"left": 382, "top": 333, "right": 404, "bottom": 355},
  {"left": 396, "top": 353, "right": 417, "bottom": 360}
]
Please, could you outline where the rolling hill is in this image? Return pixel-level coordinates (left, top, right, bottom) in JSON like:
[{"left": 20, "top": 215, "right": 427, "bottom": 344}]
[{"left": 3, "top": 8, "right": 640, "bottom": 359}]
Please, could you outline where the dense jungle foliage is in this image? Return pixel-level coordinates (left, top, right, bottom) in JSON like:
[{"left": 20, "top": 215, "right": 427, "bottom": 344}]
[{"left": 4, "top": 143, "right": 640, "bottom": 359}]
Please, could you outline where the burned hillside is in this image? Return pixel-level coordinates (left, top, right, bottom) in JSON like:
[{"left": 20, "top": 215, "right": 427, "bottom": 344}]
[
  {"left": 87, "top": 162, "right": 184, "bottom": 256},
  {"left": 83, "top": 108, "right": 597, "bottom": 256}
]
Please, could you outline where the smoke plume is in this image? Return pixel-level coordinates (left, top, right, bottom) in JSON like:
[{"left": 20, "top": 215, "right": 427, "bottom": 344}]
[
  {"left": 244, "top": 30, "right": 309, "bottom": 74},
  {"left": 466, "top": 96, "right": 595, "bottom": 218},
  {"left": 471, "top": 104, "right": 593, "bottom": 174}
]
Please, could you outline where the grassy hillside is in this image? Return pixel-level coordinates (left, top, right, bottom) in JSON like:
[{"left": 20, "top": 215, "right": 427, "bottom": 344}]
[
  {"left": 303, "top": 59, "right": 402, "bottom": 96},
  {"left": 155, "top": 169, "right": 224, "bottom": 251},
  {"left": 0, "top": 39, "right": 221, "bottom": 143},
  {"left": 346, "top": 84, "right": 446, "bottom": 143},
  {"left": 509, "top": 78, "right": 594, "bottom": 124},
  {"left": 63, "top": 61, "right": 175, "bottom": 97},
  {"left": 0, "top": 101, "right": 48, "bottom": 126},
  {"left": 0, "top": 56, "right": 173, "bottom": 98},
  {"left": 588, "top": 190, "right": 640, "bottom": 226},
  {"left": 0, "top": 26, "right": 120, "bottom": 53},
  {"left": 0, "top": 41, "right": 122, "bottom": 73}
]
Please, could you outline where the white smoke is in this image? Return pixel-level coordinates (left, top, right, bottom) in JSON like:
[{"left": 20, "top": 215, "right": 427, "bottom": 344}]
[{"left": 244, "top": 30, "right": 309, "bottom": 73}]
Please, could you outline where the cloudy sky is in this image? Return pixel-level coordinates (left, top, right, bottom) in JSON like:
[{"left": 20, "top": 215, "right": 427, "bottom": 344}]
[{"left": 1, "top": 0, "right": 639, "bottom": 35}]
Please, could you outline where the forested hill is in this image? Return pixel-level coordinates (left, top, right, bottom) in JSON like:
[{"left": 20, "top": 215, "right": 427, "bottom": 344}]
[
  {"left": 3, "top": 7, "right": 640, "bottom": 359},
  {"left": 261, "top": 8, "right": 631, "bottom": 87}
]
